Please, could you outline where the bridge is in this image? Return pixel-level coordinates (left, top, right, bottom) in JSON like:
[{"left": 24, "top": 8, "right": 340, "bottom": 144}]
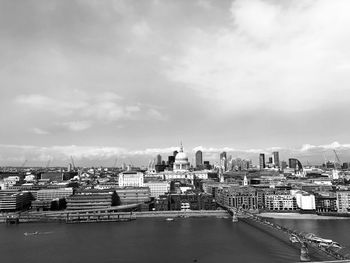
[{"left": 219, "top": 204, "right": 350, "bottom": 262}]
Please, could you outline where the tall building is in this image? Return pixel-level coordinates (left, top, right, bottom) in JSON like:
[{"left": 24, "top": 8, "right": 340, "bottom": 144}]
[
  {"left": 259, "top": 153, "right": 266, "bottom": 170},
  {"left": 289, "top": 158, "right": 303, "bottom": 171},
  {"left": 220, "top": 152, "right": 227, "bottom": 171},
  {"left": 273, "top": 152, "right": 280, "bottom": 168},
  {"left": 156, "top": 154, "right": 162, "bottom": 165},
  {"left": 195, "top": 150, "right": 203, "bottom": 168}
]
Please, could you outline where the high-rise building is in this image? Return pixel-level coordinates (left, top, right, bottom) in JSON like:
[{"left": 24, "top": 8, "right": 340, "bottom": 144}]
[
  {"left": 156, "top": 154, "right": 162, "bottom": 165},
  {"left": 259, "top": 153, "right": 265, "bottom": 170},
  {"left": 195, "top": 150, "right": 203, "bottom": 168},
  {"left": 273, "top": 152, "right": 280, "bottom": 168},
  {"left": 220, "top": 152, "right": 227, "bottom": 171},
  {"left": 289, "top": 158, "right": 303, "bottom": 171},
  {"left": 281, "top": 161, "right": 287, "bottom": 170}
]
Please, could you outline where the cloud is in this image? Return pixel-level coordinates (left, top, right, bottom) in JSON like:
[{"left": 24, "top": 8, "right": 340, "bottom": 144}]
[
  {"left": 166, "top": 0, "right": 350, "bottom": 113},
  {"left": 15, "top": 91, "right": 166, "bottom": 126},
  {"left": 0, "top": 141, "right": 350, "bottom": 166},
  {"left": 31, "top": 128, "right": 50, "bottom": 135},
  {"left": 60, "top": 121, "right": 92, "bottom": 131}
]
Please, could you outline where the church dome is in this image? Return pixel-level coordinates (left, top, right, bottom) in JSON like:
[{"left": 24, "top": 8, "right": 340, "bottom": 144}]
[{"left": 175, "top": 152, "right": 188, "bottom": 163}]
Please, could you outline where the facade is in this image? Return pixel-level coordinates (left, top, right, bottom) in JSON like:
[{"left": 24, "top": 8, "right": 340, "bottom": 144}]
[
  {"left": 118, "top": 171, "right": 144, "bottom": 187},
  {"left": 259, "top": 154, "right": 265, "bottom": 170},
  {"left": 0, "top": 190, "right": 32, "bottom": 211},
  {"left": 314, "top": 192, "right": 337, "bottom": 212},
  {"left": 144, "top": 181, "right": 170, "bottom": 198},
  {"left": 292, "top": 191, "right": 316, "bottom": 211},
  {"left": 273, "top": 152, "right": 280, "bottom": 168},
  {"left": 336, "top": 190, "right": 350, "bottom": 213},
  {"left": 36, "top": 188, "right": 73, "bottom": 201},
  {"left": 155, "top": 192, "right": 216, "bottom": 211},
  {"left": 66, "top": 189, "right": 119, "bottom": 210},
  {"left": 41, "top": 172, "right": 63, "bottom": 182},
  {"left": 115, "top": 187, "right": 151, "bottom": 204},
  {"left": 217, "top": 186, "right": 258, "bottom": 210},
  {"left": 195, "top": 150, "right": 203, "bottom": 168},
  {"left": 156, "top": 154, "right": 162, "bottom": 165},
  {"left": 264, "top": 193, "right": 297, "bottom": 211},
  {"left": 289, "top": 158, "right": 303, "bottom": 171},
  {"left": 173, "top": 145, "right": 190, "bottom": 172}
]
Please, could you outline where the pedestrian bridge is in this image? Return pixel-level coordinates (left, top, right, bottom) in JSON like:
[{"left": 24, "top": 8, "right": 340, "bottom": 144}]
[{"left": 219, "top": 204, "right": 350, "bottom": 262}]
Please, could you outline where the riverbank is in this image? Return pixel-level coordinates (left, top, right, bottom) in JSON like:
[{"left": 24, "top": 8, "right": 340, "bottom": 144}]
[
  {"left": 259, "top": 212, "right": 350, "bottom": 220},
  {"left": 0, "top": 209, "right": 230, "bottom": 223},
  {"left": 134, "top": 210, "right": 229, "bottom": 218}
]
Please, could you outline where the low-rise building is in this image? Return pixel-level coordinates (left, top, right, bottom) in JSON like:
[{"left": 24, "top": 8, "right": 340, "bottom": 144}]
[
  {"left": 144, "top": 181, "right": 170, "bottom": 198},
  {"left": 36, "top": 188, "right": 73, "bottom": 201},
  {"left": 0, "top": 190, "right": 32, "bottom": 211},
  {"left": 315, "top": 192, "right": 337, "bottom": 213},
  {"left": 66, "top": 189, "right": 119, "bottom": 210},
  {"left": 336, "top": 190, "right": 350, "bottom": 213},
  {"left": 264, "top": 193, "right": 297, "bottom": 211},
  {"left": 118, "top": 171, "right": 144, "bottom": 187},
  {"left": 115, "top": 187, "right": 151, "bottom": 204}
]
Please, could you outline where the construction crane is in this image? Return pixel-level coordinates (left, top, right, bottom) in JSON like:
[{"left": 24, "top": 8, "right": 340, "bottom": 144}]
[{"left": 21, "top": 159, "right": 27, "bottom": 168}]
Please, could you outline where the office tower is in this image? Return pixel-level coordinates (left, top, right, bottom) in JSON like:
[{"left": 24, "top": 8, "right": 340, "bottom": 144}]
[
  {"left": 220, "top": 151, "right": 227, "bottom": 170},
  {"left": 173, "top": 151, "right": 178, "bottom": 158},
  {"left": 156, "top": 154, "right": 162, "bottom": 165},
  {"left": 259, "top": 153, "right": 265, "bottom": 170},
  {"left": 289, "top": 158, "right": 303, "bottom": 171},
  {"left": 268, "top": 157, "right": 273, "bottom": 164},
  {"left": 281, "top": 161, "right": 287, "bottom": 170},
  {"left": 273, "top": 152, "right": 280, "bottom": 168},
  {"left": 195, "top": 150, "right": 203, "bottom": 168}
]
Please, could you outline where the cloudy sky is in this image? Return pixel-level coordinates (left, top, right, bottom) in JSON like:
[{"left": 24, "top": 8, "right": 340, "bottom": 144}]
[{"left": 1, "top": 0, "right": 350, "bottom": 166}]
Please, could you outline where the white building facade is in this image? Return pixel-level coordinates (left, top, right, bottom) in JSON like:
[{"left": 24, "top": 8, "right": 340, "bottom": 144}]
[{"left": 118, "top": 171, "right": 144, "bottom": 187}]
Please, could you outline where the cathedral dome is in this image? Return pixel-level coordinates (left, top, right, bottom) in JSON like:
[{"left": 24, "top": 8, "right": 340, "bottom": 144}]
[{"left": 175, "top": 152, "right": 188, "bottom": 163}]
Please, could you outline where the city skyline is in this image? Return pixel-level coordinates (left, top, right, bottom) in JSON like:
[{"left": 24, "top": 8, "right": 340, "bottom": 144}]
[{"left": 1, "top": 0, "right": 350, "bottom": 166}]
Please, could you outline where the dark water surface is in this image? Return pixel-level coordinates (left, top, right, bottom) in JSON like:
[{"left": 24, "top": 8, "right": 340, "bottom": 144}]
[{"left": 0, "top": 217, "right": 327, "bottom": 263}]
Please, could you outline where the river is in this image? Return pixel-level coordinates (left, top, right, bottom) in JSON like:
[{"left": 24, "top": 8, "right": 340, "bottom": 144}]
[{"left": 1, "top": 217, "right": 348, "bottom": 263}]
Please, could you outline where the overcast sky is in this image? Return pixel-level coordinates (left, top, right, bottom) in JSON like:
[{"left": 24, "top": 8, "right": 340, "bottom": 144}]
[{"left": 1, "top": 0, "right": 350, "bottom": 166}]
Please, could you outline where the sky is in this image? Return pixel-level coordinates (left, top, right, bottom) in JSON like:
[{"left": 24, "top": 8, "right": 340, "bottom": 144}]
[{"left": 1, "top": 0, "right": 350, "bottom": 167}]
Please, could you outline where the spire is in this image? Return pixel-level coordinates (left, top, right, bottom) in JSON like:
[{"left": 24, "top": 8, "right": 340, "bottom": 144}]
[{"left": 180, "top": 141, "right": 183, "bottom": 152}]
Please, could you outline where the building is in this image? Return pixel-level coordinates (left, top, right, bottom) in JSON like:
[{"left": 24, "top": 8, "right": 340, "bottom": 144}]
[
  {"left": 273, "top": 152, "right": 280, "bottom": 168},
  {"left": 118, "top": 171, "right": 144, "bottom": 187},
  {"left": 336, "top": 190, "right": 350, "bottom": 213},
  {"left": 155, "top": 192, "right": 216, "bottom": 211},
  {"left": 265, "top": 193, "right": 297, "bottom": 211},
  {"left": 220, "top": 152, "right": 227, "bottom": 171},
  {"left": 292, "top": 190, "right": 316, "bottom": 211},
  {"left": 144, "top": 181, "right": 170, "bottom": 198},
  {"left": 217, "top": 186, "right": 258, "bottom": 210},
  {"left": 195, "top": 150, "right": 203, "bottom": 168},
  {"left": 173, "top": 144, "right": 190, "bottom": 172},
  {"left": 315, "top": 192, "right": 337, "bottom": 213},
  {"left": 41, "top": 172, "right": 63, "bottom": 182},
  {"left": 115, "top": 187, "right": 151, "bottom": 204},
  {"left": 156, "top": 154, "right": 162, "bottom": 165},
  {"left": 0, "top": 190, "right": 32, "bottom": 211},
  {"left": 66, "top": 189, "right": 119, "bottom": 210},
  {"left": 259, "top": 153, "right": 266, "bottom": 170},
  {"left": 36, "top": 188, "right": 73, "bottom": 201},
  {"left": 289, "top": 158, "right": 303, "bottom": 171}
]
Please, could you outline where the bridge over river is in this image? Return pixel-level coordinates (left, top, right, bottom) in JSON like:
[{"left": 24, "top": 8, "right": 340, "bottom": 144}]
[{"left": 222, "top": 205, "right": 350, "bottom": 262}]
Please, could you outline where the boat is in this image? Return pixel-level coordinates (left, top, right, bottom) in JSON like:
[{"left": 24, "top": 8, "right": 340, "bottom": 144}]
[
  {"left": 24, "top": 231, "right": 39, "bottom": 236},
  {"left": 165, "top": 218, "right": 174, "bottom": 222},
  {"left": 289, "top": 234, "right": 299, "bottom": 244}
]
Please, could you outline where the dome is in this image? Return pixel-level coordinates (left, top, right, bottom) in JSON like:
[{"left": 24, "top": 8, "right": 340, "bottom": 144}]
[{"left": 175, "top": 152, "right": 188, "bottom": 162}]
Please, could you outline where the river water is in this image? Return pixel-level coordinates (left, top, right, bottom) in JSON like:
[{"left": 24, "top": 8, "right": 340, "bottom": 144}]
[{"left": 1, "top": 217, "right": 349, "bottom": 263}]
